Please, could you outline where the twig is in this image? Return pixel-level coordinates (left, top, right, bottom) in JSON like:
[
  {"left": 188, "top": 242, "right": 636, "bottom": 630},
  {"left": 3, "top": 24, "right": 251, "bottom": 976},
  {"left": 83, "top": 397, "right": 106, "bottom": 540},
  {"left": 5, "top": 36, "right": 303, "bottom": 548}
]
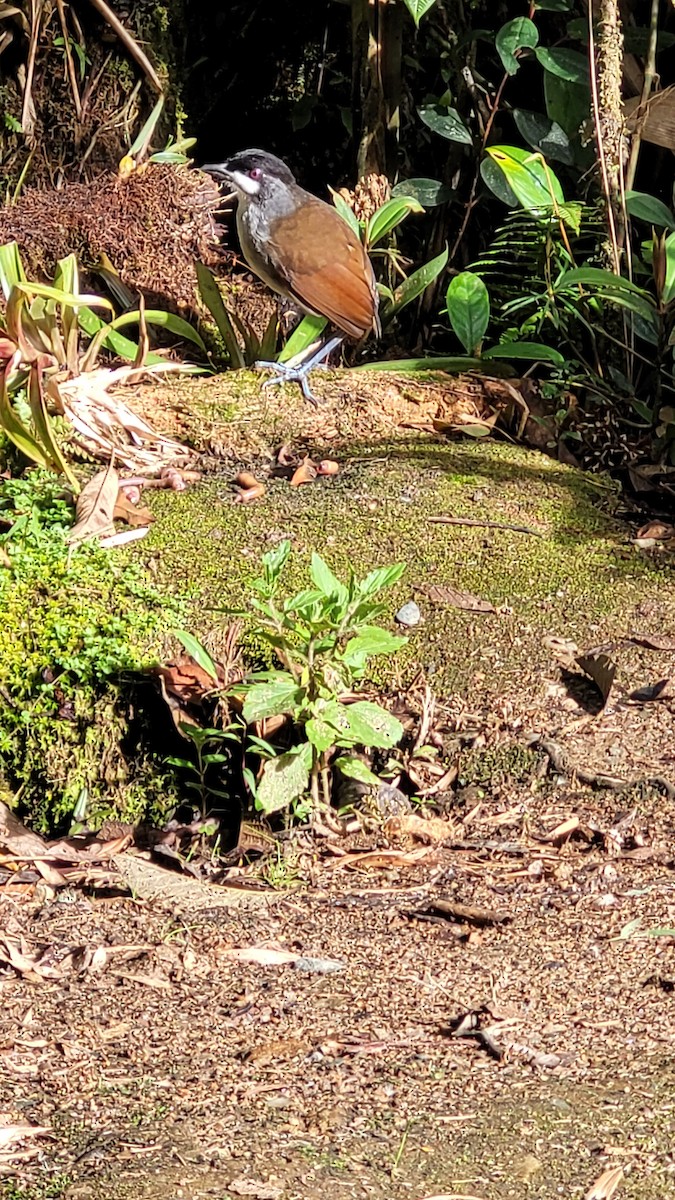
[
  {"left": 625, "top": 0, "right": 660, "bottom": 192},
  {"left": 20, "top": 0, "right": 44, "bottom": 137},
  {"left": 429, "top": 516, "right": 544, "bottom": 537},
  {"left": 55, "top": 0, "right": 82, "bottom": 120},
  {"left": 85, "top": 0, "right": 163, "bottom": 94}
]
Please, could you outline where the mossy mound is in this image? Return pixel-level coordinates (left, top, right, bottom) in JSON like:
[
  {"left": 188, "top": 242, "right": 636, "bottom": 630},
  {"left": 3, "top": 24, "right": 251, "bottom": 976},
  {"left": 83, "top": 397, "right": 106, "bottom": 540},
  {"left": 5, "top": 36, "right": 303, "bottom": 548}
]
[
  {"left": 141, "top": 401, "right": 668, "bottom": 700},
  {"left": 0, "top": 472, "right": 183, "bottom": 831}
]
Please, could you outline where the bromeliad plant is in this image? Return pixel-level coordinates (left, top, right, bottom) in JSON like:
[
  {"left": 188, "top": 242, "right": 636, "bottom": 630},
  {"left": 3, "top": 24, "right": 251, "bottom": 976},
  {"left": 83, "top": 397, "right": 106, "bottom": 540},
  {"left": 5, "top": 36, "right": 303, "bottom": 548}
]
[
  {"left": 0, "top": 241, "right": 204, "bottom": 482},
  {"left": 236, "top": 541, "right": 407, "bottom": 816}
]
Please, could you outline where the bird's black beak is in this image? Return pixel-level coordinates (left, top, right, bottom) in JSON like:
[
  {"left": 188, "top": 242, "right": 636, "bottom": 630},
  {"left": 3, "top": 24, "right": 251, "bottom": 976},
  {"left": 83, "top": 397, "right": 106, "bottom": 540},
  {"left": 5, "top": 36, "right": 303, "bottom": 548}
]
[{"left": 201, "top": 162, "right": 234, "bottom": 181}]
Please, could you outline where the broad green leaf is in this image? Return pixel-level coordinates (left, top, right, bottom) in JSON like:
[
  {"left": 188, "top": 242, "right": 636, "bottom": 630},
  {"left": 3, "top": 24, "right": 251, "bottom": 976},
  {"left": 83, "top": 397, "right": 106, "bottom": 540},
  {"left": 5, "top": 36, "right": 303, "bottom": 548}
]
[
  {"left": 255, "top": 746, "right": 310, "bottom": 814},
  {"left": 366, "top": 197, "right": 424, "bottom": 247},
  {"left": 486, "top": 145, "right": 565, "bottom": 215},
  {"left": 419, "top": 105, "right": 472, "bottom": 145},
  {"left": 482, "top": 341, "right": 564, "bottom": 364},
  {"left": 556, "top": 267, "right": 652, "bottom": 298},
  {"left": 0, "top": 241, "right": 26, "bottom": 301},
  {"left": 195, "top": 261, "right": 245, "bottom": 368},
  {"left": 306, "top": 716, "right": 336, "bottom": 754},
  {"left": 663, "top": 232, "right": 675, "bottom": 305},
  {"left": 330, "top": 188, "right": 361, "bottom": 236},
  {"left": 625, "top": 191, "right": 675, "bottom": 231},
  {"left": 401, "top": 0, "right": 437, "bottom": 25},
  {"left": 495, "top": 17, "right": 538, "bottom": 75},
  {"left": 262, "top": 538, "right": 292, "bottom": 583},
  {"left": 278, "top": 313, "right": 328, "bottom": 364},
  {"left": 341, "top": 627, "right": 407, "bottom": 669},
  {"left": 382, "top": 246, "right": 448, "bottom": 324},
  {"left": 16, "top": 281, "right": 112, "bottom": 310},
  {"left": 534, "top": 0, "right": 571, "bottom": 8},
  {"left": 354, "top": 355, "right": 485, "bottom": 373},
  {"left": 391, "top": 178, "right": 453, "bottom": 208},
  {"left": 310, "top": 552, "right": 349, "bottom": 605},
  {"left": 128, "top": 95, "right": 164, "bottom": 159},
  {"left": 535, "top": 46, "right": 589, "bottom": 83},
  {"left": 334, "top": 756, "right": 381, "bottom": 787},
  {"left": 513, "top": 110, "right": 574, "bottom": 166},
  {"left": 173, "top": 630, "right": 219, "bottom": 682},
  {"left": 544, "top": 72, "right": 590, "bottom": 139},
  {"left": 358, "top": 563, "right": 406, "bottom": 597},
  {"left": 27, "top": 364, "right": 79, "bottom": 490},
  {"left": 446, "top": 271, "right": 490, "bottom": 355},
  {"left": 341, "top": 700, "right": 403, "bottom": 749},
  {"left": 0, "top": 359, "right": 62, "bottom": 473},
  {"left": 480, "top": 157, "right": 519, "bottom": 207},
  {"left": 77, "top": 306, "right": 165, "bottom": 367},
  {"left": 242, "top": 678, "right": 304, "bottom": 723}
]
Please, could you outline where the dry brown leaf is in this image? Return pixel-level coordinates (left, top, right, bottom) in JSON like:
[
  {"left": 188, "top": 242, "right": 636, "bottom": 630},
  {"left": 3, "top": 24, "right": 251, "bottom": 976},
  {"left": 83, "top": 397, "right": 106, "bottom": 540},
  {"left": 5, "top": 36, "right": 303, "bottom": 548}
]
[
  {"left": 67, "top": 464, "right": 119, "bottom": 544},
  {"left": 585, "top": 1165, "right": 626, "bottom": 1200},
  {"left": 332, "top": 847, "right": 432, "bottom": 871},
  {"left": 385, "top": 813, "right": 452, "bottom": 844},
  {"left": 635, "top": 520, "right": 675, "bottom": 540},
  {"left": 222, "top": 947, "right": 299, "bottom": 966},
  {"left": 541, "top": 816, "right": 582, "bottom": 844},
  {"left": 113, "top": 492, "right": 154, "bottom": 527},
  {"left": 628, "top": 632, "right": 675, "bottom": 651},
  {"left": 576, "top": 650, "right": 617, "bottom": 706},
  {"left": 0, "top": 1123, "right": 50, "bottom": 1151},
  {"left": 99, "top": 527, "right": 150, "bottom": 548},
  {"left": 423, "top": 584, "right": 496, "bottom": 614},
  {"left": 290, "top": 456, "right": 318, "bottom": 487}
]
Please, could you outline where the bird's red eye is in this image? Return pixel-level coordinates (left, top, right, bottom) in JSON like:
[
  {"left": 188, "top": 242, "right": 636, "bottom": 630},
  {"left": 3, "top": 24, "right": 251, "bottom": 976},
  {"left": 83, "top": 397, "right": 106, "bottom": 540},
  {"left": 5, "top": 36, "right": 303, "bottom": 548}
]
[{"left": 249, "top": 167, "right": 262, "bottom": 181}]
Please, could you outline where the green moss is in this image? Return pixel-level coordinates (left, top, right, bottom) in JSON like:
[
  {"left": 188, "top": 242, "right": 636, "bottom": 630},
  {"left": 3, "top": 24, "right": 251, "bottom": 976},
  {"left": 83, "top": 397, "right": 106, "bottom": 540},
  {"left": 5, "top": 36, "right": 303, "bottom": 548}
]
[
  {"left": 0, "top": 472, "right": 184, "bottom": 830},
  {"left": 143, "top": 431, "right": 668, "bottom": 696},
  {"left": 457, "top": 744, "right": 540, "bottom": 789}
]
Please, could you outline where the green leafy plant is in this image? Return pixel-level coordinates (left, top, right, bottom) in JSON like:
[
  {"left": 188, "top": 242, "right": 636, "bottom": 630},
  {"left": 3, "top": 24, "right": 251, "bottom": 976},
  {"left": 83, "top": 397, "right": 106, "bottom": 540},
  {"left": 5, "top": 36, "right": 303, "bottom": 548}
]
[
  {"left": 166, "top": 723, "right": 239, "bottom": 818},
  {"left": 235, "top": 541, "right": 407, "bottom": 816},
  {"left": 0, "top": 241, "right": 204, "bottom": 482}
]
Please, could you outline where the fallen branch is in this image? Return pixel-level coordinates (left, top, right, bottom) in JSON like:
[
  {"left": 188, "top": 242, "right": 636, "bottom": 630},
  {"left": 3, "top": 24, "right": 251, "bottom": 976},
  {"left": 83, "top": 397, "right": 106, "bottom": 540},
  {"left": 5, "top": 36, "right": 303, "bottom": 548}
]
[{"left": 429, "top": 516, "right": 544, "bottom": 537}]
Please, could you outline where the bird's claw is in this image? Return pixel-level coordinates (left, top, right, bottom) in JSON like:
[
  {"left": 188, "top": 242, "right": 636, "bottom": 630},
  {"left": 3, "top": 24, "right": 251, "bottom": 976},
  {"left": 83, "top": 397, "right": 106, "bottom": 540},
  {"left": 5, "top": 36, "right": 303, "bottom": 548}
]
[{"left": 254, "top": 360, "right": 324, "bottom": 406}]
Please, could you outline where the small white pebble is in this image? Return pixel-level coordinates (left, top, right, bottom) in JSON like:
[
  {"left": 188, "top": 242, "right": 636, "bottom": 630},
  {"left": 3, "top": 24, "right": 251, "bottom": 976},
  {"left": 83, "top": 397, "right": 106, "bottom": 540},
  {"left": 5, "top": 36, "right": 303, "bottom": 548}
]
[{"left": 396, "top": 600, "right": 421, "bottom": 627}]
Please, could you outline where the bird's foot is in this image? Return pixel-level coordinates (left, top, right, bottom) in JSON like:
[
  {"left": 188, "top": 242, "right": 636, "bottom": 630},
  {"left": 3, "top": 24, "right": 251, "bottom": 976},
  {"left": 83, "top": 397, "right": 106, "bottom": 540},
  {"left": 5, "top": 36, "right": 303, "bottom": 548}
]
[
  {"left": 253, "top": 359, "right": 325, "bottom": 406},
  {"left": 254, "top": 336, "right": 343, "bottom": 406}
]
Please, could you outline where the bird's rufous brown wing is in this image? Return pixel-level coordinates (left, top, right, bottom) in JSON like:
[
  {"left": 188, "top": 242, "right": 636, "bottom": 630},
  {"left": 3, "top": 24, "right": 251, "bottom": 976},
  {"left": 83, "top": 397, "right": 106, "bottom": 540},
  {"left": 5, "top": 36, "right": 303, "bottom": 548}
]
[{"left": 267, "top": 196, "right": 379, "bottom": 340}]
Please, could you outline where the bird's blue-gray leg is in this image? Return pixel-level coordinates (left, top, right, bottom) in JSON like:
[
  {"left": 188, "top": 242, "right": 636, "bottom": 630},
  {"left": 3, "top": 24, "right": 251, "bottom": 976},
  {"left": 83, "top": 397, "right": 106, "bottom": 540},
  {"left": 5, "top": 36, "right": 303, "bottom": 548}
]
[{"left": 254, "top": 336, "right": 343, "bottom": 405}]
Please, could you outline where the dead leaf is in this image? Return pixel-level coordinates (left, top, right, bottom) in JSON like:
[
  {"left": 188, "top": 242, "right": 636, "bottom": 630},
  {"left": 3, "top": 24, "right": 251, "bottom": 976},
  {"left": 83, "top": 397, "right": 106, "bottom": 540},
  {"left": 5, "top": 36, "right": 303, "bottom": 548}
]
[
  {"left": 385, "top": 813, "right": 452, "bottom": 843},
  {"left": 113, "top": 492, "right": 154, "bottom": 527},
  {"left": 245, "top": 1038, "right": 307, "bottom": 1064},
  {"left": 223, "top": 947, "right": 299, "bottom": 966},
  {"left": 585, "top": 1164, "right": 626, "bottom": 1200},
  {"left": 0, "top": 802, "right": 67, "bottom": 886},
  {"left": 418, "top": 900, "right": 510, "bottom": 926},
  {"left": 290, "top": 456, "right": 317, "bottom": 487},
  {"left": 67, "top": 463, "right": 119, "bottom": 544},
  {"left": 0, "top": 1123, "right": 50, "bottom": 1151},
  {"left": 628, "top": 632, "right": 675, "bottom": 651},
  {"left": 99, "top": 527, "right": 149, "bottom": 548},
  {"left": 635, "top": 520, "right": 675, "bottom": 540},
  {"left": 541, "top": 816, "right": 582, "bottom": 844},
  {"left": 331, "top": 847, "right": 432, "bottom": 871},
  {"left": 227, "top": 1180, "right": 282, "bottom": 1200},
  {"left": 544, "top": 635, "right": 580, "bottom": 665},
  {"left": 628, "top": 678, "right": 674, "bottom": 703},
  {"left": 576, "top": 650, "right": 617, "bottom": 706},
  {"left": 422, "top": 585, "right": 496, "bottom": 614}
]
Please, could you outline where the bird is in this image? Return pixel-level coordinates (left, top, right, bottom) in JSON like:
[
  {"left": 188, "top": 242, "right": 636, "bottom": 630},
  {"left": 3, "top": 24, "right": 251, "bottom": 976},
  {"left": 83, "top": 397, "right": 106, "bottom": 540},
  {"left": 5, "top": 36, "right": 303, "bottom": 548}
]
[{"left": 202, "top": 150, "right": 380, "bottom": 402}]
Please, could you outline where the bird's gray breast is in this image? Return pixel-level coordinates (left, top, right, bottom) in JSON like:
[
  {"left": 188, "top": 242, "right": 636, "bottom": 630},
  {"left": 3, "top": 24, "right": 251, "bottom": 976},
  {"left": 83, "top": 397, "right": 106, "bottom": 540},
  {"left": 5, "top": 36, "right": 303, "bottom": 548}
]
[{"left": 236, "top": 182, "right": 296, "bottom": 299}]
